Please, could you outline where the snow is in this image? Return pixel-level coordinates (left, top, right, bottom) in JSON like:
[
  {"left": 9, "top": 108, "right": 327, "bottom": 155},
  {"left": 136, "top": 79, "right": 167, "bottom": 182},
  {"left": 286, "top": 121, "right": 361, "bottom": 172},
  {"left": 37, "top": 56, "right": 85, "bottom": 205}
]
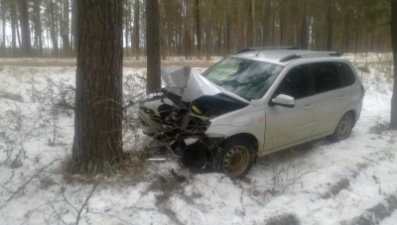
[{"left": 0, "top": 56, "right": 396, "bottom": 225}]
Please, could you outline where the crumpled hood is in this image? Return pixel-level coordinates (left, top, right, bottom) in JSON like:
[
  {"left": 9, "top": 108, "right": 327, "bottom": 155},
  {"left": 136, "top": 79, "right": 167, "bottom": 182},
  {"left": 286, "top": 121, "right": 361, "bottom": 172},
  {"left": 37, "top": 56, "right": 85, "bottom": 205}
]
[{"left": 161, "top": 66, "right": 250, "bottom": 104}]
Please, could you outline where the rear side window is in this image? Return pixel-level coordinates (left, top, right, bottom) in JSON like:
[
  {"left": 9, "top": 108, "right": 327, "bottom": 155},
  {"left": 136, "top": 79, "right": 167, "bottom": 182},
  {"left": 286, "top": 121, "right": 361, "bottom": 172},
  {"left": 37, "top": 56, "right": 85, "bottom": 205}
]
[
  {"left": 273, "top": 65, "right": 311, "bottom": 100},
  {"left": 312, "top": 62, "right": 341, "bottom": 94},
  {"left": 336, "top": 62, "right": 356, "bottom": 87}
]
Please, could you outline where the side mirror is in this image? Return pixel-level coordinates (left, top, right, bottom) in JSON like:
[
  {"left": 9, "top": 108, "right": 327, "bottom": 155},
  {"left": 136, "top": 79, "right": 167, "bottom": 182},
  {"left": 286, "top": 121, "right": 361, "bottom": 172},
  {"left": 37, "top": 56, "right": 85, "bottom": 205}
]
[{"left": 271, "top": 94, "right": 295, "bottom": 108}]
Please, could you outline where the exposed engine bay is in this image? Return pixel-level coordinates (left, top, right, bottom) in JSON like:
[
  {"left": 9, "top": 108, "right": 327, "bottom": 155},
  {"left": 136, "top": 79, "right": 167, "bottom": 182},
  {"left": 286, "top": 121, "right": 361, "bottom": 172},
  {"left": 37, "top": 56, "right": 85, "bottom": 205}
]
[{"left": 133, "top": 66, "right": 249, "bottom": 165}]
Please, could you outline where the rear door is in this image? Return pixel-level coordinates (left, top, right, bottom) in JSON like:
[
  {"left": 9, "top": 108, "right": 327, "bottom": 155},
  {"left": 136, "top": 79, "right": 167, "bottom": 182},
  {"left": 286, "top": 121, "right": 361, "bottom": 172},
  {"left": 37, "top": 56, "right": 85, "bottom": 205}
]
[
  {"left": 264, "top": 64, "right": 316, "bottom": 151},
  {"left": 310, "top": 62, "right": 347, "bottom": 136}
]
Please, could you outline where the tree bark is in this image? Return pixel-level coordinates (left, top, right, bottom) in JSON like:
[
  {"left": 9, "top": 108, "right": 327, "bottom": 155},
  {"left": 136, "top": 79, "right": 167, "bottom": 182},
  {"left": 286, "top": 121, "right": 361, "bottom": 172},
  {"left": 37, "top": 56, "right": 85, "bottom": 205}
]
[
  {"left": 326, "top": 0, "right": 333, "bottom": 51},
  {"left": 205, "top": 2, "right": 212, "bottom": 60},
  {"left": 10, "top": 1, "right": 18, "bottom": 56},
  {"left": 19, "top": 0, "right": 32, "bottom": 56},
  {"left": 195, "top": 0, "right": 201, "bottom": 53},
  {"left": 298, "top": 0, "right": 308, "bottom": 49},
  {"left": 133, "top": 0, "right": 140, "bottom": 59},
  {"left": 71, "top": 0, "right": 78, "bottom": 51},
  {"left": 62, "top": 0, "right": 70, "bottom": 53},
  {"left": 146, "top": 0, "right": 161, "bottom": 94},
  {"left": 224, "top": 0, "right": 230, "bottom": 55},
  {"left": 1, "top": 0, "right": 6, "bottom": 55},
  {"left": 247, "top": 0, "right": 253, "bottom": 47},
  {"left": 390, "top": 0, "right": 397, "bottom": 129},
  {"left": 70, "top": 0, "right": 124, "bottom": 174},
  {"left": 49, "top": 1, "right": 59, "bottom": 56},
  {"left": 263, "top": 0, "right": 271, "bottom": 46},
  {"left": 33, "top": 0, "right": 43, "bottom": 56}
]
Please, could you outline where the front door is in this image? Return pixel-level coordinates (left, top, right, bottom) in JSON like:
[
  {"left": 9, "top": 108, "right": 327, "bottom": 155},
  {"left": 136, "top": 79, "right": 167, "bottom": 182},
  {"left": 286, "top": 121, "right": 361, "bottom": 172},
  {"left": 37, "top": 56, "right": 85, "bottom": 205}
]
[{"left": 264, "top": 64, "right": 315, "bottom": 151}]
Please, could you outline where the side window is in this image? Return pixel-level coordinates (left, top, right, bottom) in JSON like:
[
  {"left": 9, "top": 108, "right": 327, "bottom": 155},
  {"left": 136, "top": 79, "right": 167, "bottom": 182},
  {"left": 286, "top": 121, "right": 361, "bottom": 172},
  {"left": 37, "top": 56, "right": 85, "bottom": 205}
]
[
  {"left": 312, "top": 62, "right": 341, "bottom": 94},
  {"left": 336, "top": 62, "right": 356, "bottom": 87},
  {"left": 273, "top": 65, "right": 311, "bottom": 100}
]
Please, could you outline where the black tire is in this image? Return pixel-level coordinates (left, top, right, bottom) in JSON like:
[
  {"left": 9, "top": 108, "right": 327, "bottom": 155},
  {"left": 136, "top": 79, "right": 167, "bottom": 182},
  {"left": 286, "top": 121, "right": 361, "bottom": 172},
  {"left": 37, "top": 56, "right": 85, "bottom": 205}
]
[
  {"left": 213, "top": 138, "right": 256, "bottom": 177},
  {"left": 328, "top": 112, "right": 353, "bottom": 142}
]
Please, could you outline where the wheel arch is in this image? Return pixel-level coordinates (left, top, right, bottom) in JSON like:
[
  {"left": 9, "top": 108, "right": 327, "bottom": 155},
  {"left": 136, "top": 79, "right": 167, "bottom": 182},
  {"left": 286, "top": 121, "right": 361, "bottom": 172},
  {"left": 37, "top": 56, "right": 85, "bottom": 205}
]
[{"left": 221, "top": 133, "right": 259, "bottom": 153}]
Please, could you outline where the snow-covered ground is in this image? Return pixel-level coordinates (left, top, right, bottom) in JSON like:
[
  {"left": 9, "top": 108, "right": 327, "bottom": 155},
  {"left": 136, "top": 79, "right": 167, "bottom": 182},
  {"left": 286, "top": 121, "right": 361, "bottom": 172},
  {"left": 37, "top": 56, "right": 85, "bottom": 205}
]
[{"left": 0, "top": 57, "right": 396, "bottom": 225}]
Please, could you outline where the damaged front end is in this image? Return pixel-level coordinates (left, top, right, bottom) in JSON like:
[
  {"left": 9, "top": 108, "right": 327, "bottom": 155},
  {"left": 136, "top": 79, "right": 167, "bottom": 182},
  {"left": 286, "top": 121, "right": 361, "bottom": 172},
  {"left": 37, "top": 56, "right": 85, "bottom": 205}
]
[{"left": 137, "top": 66, "right": 249, "bottom": 166}]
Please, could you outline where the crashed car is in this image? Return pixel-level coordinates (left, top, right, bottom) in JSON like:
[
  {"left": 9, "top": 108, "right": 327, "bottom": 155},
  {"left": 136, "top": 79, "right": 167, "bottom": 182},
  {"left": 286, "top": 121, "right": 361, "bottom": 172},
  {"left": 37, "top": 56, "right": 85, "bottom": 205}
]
[{"left": 134, "top": 49, "right": 364, "bottom": 177}]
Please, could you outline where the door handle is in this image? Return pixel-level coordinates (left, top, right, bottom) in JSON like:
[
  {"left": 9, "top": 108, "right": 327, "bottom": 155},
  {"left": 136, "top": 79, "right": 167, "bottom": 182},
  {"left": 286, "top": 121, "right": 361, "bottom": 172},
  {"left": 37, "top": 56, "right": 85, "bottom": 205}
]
[
  {"left": 304, "top": 104, "right": 313, "bottom": 110},
  {"left": 339, "top": 95, "right": 346, "bottom": 100}
]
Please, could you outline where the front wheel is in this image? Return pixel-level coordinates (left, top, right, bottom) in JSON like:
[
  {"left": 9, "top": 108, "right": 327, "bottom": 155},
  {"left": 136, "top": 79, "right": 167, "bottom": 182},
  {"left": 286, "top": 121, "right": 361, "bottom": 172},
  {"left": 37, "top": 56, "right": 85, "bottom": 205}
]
[
  {"left": 328, "top": 113, "right": 353, "bottom": 142},
  {"left": 213, "top": 139, "right": 256, "bottom": 177}
]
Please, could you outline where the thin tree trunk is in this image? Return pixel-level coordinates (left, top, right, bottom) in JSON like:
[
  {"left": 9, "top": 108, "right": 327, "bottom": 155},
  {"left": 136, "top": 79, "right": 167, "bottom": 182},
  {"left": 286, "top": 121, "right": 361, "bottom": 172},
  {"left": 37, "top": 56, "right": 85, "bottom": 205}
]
[
  {"left": 238, "top": 1, "right": 244, "bottom": 49},
  {"left": 247, "top": 0, "right": 253, "bottom": 47},
  {"left": 390, "top": 0, "right": 397, "bottom": 129},
  {"left": 342, "top": 11, "right": 351, "bottom": 53},
  {"left": 195, "top": 0, "right": 201, "bottom": 54},
  {"left": 224, "top": 0, "right": 230, "bottom": 55},
  {"left": 263, "top": 0, "right": 271, "bottom": 46},
  {"left": 299, "top": 0, "right": 308, "bottom": 49},
  {"left": 1, "top": 0, "right": 6, "bottom": 55},
  {"left": 49, "top": 1, "right": 59, "bottom": 56},
  {"left": 205, "top": 3, "right": 212, "bottom": 60},
  {"left": 10, "top": 1, "right": 18, "bottom": 56},
  {"left": 326, "top": 0, "right": 333, "bottom": 51},
  {"left": 146, "top": 0, "right": 161, "bottom": 94},
  {"left": 183, "top": 0, "right": 191, "bottom": 59},
  {"left": 34, "top": 0, "right": 43, "bottom": 56},
  {"left": 133, "top": 0, "right": 140, "bottom": 59},
  {"left": 71, "top": 0, "right": 78, "bottom": 51},
  {"left": 280, "top": 5, "right": 286, "bottom": 46},
  {"left": 62, "top": 0, "right": 70, "bottom": 54},
  {"left": 19, "top": 0, "right": 31, "bottom": 56},
  {"left": 70, "top": 0, "right": 124, "bottom": 174},
  {"left": 159, "top": 0, "right": 167, "bottom": 60}
]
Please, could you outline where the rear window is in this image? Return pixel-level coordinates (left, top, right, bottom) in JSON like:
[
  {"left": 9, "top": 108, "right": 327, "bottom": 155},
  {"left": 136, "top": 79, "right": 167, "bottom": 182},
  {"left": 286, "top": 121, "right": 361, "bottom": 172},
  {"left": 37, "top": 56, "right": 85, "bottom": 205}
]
[
  {"left": 336, "top": 62, "right": 356, "bottom": 87},
  {"left": 312, "top": 62, "right": 341, "bottom": 94}
]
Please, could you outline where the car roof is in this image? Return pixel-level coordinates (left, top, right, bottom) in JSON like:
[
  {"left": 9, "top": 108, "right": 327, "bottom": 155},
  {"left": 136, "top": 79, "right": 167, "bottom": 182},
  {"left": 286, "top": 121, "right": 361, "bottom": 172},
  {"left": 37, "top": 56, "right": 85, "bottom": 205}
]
[{"left": 233, "top": 49, "right": 343, "bottom": 66}]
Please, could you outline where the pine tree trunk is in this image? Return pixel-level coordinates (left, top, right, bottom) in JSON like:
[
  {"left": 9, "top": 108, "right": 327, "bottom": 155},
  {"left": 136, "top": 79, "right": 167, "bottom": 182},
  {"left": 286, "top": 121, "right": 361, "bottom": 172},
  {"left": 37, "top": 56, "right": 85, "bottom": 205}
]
[
  {"left": 326, "top": 1, "right": 333, "bottom": 51},
  {"left": 62, "top": 0, "right": 70, "bottom": 54},
  {"left": 34, "top": 0, "right": 43, "bottom": 56},
  {"left": 49, "top": 1, "right": 58, "bottom": 56},
  {"left": 10, "top": 1, "right": 18, "bottom": 56},
  {"left": 133, "top": 0, "right": 140, "bottom": 59},
  {"left": 1, "top": 0, "right": 6, "bottom": 56},
  {"left": 224, "top": 0, "right": 230, "bottom": 55},
  {"left": 146, "top": 0, "right": 161, "bottom": 94},
  {"left": 263, "top": 0, "right": 271, "bottom": 46},
  {"left": 70, "top": 0, "right": 124, "bottom": 174},
  {"left": 18, "top": 0, "right": 31, "bottom": 56},
  {"left": 390, "top": 0, "right": 397, "bottom": 129},
  {"left": 205, "top": 3, "right": 212, "bottom": 60},
  {"left": 195, "top": 0, "right": 201, "bottom": 54},
  {"left": 342, "top": 11, "right": 351, "bottom": 53},
  {"left": 299, "top": 0, "right": 308, "bottom": 49},
  {"left": 71, "top": 0, "right": 78, "bottom": 52},
  {"left": 247, "top": 0, "right": 253, "bottom": 47}
]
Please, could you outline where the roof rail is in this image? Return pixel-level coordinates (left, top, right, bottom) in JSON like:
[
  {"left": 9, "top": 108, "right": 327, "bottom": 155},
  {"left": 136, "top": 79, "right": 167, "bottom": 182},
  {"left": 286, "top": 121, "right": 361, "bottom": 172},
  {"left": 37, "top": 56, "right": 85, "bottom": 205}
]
[
  {"left": 279, "top": 51, "right": 342, "bottom": 62},
  {"left": 235, "top": 46, "right": 298, "bottom": 54}
]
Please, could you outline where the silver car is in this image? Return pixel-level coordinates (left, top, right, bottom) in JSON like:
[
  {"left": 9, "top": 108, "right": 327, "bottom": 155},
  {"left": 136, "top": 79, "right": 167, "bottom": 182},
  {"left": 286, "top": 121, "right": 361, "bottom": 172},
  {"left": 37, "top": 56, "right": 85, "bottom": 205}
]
[{"left": 135, "top": 49, "right": 364, "bottom": 177}]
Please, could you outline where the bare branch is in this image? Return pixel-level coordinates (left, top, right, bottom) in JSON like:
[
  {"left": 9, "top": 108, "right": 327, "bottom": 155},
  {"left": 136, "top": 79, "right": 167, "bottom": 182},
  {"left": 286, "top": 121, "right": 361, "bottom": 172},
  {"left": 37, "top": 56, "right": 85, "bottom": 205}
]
[
  {"left": 2, "top": 159, "right": 60, "bottom": 207},
  {"left": 75, "top": 181, "right": 99, "bottom": 225}
]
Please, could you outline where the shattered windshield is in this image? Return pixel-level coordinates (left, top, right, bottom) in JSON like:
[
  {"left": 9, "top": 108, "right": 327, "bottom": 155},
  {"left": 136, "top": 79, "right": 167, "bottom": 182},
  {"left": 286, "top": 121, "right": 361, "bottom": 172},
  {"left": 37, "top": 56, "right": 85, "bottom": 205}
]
[{"left": 201, "top": 57, "right": 284, "bottom": 100}]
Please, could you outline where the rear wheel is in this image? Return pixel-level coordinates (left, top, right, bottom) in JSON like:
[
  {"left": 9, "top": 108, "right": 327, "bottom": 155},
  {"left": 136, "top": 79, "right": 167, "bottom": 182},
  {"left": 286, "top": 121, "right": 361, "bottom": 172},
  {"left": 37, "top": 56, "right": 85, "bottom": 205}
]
[
  {"left": 328, "top": 113, "right": 353, "bottom": 142},
  {"left": 213, "top": 139, "right": 256, "bottom": 177}
]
